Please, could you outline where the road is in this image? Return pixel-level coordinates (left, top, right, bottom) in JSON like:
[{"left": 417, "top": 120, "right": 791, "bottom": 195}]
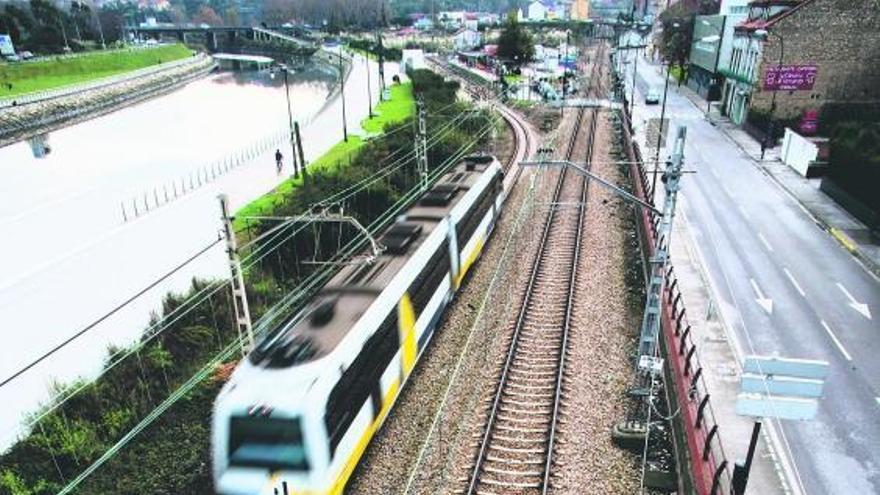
[
  {"left": 626, "top": 55, "right": 880, "bottom": 494},
  {"left": 0, "top": 54, "right": 398, "bottom": 445}
]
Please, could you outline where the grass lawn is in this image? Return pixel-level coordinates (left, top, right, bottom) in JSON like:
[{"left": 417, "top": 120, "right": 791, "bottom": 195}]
[
  {"left": 233, "top": 79, "right": 415, "bottom": 230},
  {"left": 0, "top": 44, "right": 193, "bottom": 98},
  {"left": 361, "top": 82, "right": 414, "bottom": 134},
  {"left": 233, "top": 136, "right": 365, "bottom": 231},
  {"left": 504, "top": 74, "right": 523, "bottom": 85}
]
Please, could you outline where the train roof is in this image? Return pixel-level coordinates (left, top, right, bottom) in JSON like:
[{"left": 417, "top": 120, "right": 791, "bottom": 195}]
[{"left": 247, "top": 154, "right": 499, "bottom": 370}]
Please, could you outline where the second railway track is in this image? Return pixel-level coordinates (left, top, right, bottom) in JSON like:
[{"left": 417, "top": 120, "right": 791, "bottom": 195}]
[{"left": 463, "top": 42, "right": 605, "bottom": 495}]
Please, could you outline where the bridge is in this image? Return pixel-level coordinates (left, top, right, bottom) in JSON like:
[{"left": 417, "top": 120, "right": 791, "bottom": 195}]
[{"left": 125, "top": 25, "right": 317, "bottom": 53}]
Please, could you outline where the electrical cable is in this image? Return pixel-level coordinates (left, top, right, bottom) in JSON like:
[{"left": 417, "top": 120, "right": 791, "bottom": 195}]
[{"left": 0, "top": 237, "right": 223, "bottom": 391}]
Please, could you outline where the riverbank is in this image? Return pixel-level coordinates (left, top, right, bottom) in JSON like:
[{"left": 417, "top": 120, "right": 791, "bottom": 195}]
[
  {"left": 0, "top": 53, "right": 216, "bottom": 148},
  {"left": 0, "top": 68, "right": 492, "bottom": 495},
  {"left": 0, "top": 44, "right": 193, "bottom": 99}
]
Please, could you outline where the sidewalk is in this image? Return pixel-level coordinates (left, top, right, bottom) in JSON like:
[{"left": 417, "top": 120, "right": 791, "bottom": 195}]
[{"left": 667, "top": 67, "right": 880, "bottom": 278}]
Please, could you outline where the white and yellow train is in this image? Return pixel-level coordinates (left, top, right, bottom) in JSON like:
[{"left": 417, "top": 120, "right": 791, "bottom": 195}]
[{"left": 212, "top": 155, "right": 505, "bottom": 495}]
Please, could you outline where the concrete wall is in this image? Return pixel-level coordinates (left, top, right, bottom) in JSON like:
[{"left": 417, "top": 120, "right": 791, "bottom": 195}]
[{"left": 750, "top": 0, "right": 880, "bottom": 120}]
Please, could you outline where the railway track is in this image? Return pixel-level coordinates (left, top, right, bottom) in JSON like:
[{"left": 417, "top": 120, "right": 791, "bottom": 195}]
[
  {"left": 424, "top": 57, "right": 535, "bottom": 187},
  {"left": 461, "top": 43, "right": 605, "bottom": 495}
]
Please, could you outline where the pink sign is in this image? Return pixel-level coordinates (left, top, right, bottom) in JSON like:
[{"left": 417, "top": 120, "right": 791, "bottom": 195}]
[{"left": 763, "top": 65, "right": 818, "bottom": 91}]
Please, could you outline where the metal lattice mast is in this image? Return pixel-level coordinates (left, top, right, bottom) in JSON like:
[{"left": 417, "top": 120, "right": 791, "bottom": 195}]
[
  {"left": 416, "top": 96, "right": 429, "bottom": 191},
  {"left": 636, "top": 125, "right": 686, "bottom": 363},
  {"left": 219, "top": 194, "right": 254, "bottom": 355}
]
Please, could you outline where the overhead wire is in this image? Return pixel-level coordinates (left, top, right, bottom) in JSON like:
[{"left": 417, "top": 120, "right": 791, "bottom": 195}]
[{"left": 39, "top": 96, "right": 503, "bottom": 492}]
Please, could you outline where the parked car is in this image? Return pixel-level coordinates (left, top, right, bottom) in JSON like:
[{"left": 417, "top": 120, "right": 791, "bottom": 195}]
[
  {"left": 645, "top": 88, "right": 661, "bottom": 105},
  {"left": 3, "top": 54, "right": 21, "bottom": 62},
  {"left": 19, "top": 51, "right": 34, "bottom": 60}
]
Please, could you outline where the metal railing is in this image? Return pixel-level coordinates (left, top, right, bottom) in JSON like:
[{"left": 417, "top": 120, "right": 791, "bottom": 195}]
[
  {"left": 620, "top": 100, "right": 733, "bottom": 495},
  {"left": 120, "top": 128, "right": 290, "bottom": 222}
]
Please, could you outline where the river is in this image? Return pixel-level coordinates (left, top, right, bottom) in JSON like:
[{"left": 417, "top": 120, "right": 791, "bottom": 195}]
[{"left": 0, "top": 52, "right": 398, "bottom": 445}]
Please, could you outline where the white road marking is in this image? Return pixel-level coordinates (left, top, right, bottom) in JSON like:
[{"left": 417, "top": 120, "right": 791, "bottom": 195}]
[
  {"left": 750, "top": 278, "right": 774, "bottom": 314},
  {"left": 821, "top": 320, "right": 853, "bottom": 361},
  {"left": 783, "top": 268, "right": 806, "bottom": 298},
  {"left": 758, "top": 232, "right": 774, "bottom": 252},
  {"left": 836, "top": 282, "right": 872, "bottom": 320},
  {"left": 737, "top": 204, "right": 752, "bottom": 220},
  {"left": 721, "top": 183, "right": 734, "bottom": 198}
]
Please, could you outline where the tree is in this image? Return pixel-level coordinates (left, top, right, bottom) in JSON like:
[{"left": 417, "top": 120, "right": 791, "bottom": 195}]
[
  {"left": 496, "top": 10, "right": 533, "bottom": 67},
  {"left": 193, "top": 5, "right": 223, "bottom": 25},
  {"left": 656, "top": 0, "right": 719, "bottom": 75}
]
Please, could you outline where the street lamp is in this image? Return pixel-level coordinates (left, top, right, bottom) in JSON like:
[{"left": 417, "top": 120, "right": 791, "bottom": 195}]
[
  {"left": 271, "top": 64, "right": 299, "bottom": 177},
  {"left": 365, "top": 51, "right": 373, "bottom": 119},
  {"left": 338, "top": 48, "right": 349, "bottom": 142},
  {"left": 650, "top": 21, "right": 680, "bottom": 198},
  {"left": 754, "top": 28, "right": 783, "bottom": 160}
]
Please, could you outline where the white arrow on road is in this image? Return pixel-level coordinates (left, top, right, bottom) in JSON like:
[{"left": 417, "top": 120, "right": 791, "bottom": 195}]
[
  {"left": 750, "top": 278, "right": 774, "bottom": 315},
  {"left": 836, "top": 282, "right": 872, "bottom": 320}
]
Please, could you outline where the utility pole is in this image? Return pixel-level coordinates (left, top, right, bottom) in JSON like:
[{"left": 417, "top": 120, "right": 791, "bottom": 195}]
[
  {"left": 377, "top": 0, "right": 387, "bottom": 100},
  {"left": 366, "top": 54, "right": 373, "bottom": 118},
  {"left": 338, "top": 50, "right": 348, "bottom": 142},
  {"left": 636, "top": 125, "right": 686, "bottom": 364},
  {"left": 219, "top": 194, "right": 254, "bottom": 355},
  {"left": 282, "top": 67, "right": 299, "bottom": 176},
  {"left": 414, "top": 96, "right": 429, "bottom": 191}
]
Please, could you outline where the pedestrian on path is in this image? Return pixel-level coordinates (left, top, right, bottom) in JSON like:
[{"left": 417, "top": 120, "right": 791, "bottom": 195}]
[{"left": 275, "top": 149, "right": 283, "bottom": 174}]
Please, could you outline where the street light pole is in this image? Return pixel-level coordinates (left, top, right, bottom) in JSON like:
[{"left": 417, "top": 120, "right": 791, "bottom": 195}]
[
  {"left": 281, "top": 67, "right": 298, "bottom": 176},
  {"left": 338, "top": 49, "right": 348, "bottom": 142},
  {"left": 630, "top": 47, "right": 638, "bottom": 114},
  {"left": 651, "top": 62, "right": 671, "bottom": 199},
  {"left": 365, "top": 53, "right": 373, "bottom": 119}
]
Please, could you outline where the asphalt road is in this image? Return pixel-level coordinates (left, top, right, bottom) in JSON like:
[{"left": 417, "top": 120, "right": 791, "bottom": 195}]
[{"left": 625, "top": 55, "right": 880, "bottom": 494}]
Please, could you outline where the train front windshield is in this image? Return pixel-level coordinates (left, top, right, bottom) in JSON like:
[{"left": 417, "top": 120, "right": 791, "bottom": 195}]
[{"left": 228, "top": 416, "right": 309, "bottom": 471}]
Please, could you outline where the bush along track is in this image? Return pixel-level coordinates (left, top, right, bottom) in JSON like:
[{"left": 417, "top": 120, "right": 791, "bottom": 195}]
[{"left": 0, "top": 69, "right": 502, "bottom": 495}]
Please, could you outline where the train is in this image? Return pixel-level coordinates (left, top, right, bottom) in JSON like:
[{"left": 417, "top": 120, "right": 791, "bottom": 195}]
[{"left": 212, "top": 154, "right": 505, "bottom": 495}]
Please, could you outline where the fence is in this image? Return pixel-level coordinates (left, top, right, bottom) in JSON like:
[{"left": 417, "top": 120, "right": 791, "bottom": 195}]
[
  {"left": 620, "top": 99, "right": 733, "bottom": 495},
  {"left": 0, "top": 53, "right": 208, "bottom": 109},
  {"left": 120, "top": 128, "right": 290, "bottom": 222}
]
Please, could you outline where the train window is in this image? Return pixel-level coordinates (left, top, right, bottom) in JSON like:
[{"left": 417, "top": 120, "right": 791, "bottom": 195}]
[
  {"left": 456, "top": 175, "right": 498, "bottom": 244},
  {"left": 249, "top": 331, "right": 318, "bottom": 368},
  {"left": 324, "top": 310, "right": 399, "bottom": 457},
  {"left": 409, "top": 240, "right": 450, "bottom": 315},
  {"left": 228, "top": 416, "right": 309, "bottom": 471}
]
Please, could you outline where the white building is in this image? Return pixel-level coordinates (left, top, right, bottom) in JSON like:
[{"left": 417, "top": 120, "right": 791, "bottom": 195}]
[
  {"left": 527, "top": 1, "right": 547, "bottom": 21},
  {"left": 453, "top": 28, "right": 482, "bottom": 51},
  {"left": 402, "top": 49, "right": 426, "bottom": 71}
]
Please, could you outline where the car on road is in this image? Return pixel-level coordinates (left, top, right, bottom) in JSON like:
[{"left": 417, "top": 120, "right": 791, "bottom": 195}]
[
  {"left": 19, "top": 51, "right": 34, "bottom": 60},
  {"left": 645, "top": 88, "right": 660, "bottom": 104}
]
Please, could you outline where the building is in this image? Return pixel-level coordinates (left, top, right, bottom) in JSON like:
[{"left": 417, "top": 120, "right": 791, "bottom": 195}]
[
  {"left": 402, "top": 49, "right": 426, "bottom": 71},
  {"left": 439, "top": 11, "right": 466, "bottom": 29},
  {"left": 453, "top": 28, "right": 482, "bottom": 51},
  {"left": 527, "top": 1, "right": 548, "bottom": 21},
  {"left": 527, "top": 1, "right": 559, "bottom": 21},
  {"left": 721, "top": 0, "right": 880, "bottom": 130},
  {"left": 686, "top": 1, "right": 749, "bottom": 101},
  {"left": 571, "top": 0, "right": 590, "bottom": 20}
]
